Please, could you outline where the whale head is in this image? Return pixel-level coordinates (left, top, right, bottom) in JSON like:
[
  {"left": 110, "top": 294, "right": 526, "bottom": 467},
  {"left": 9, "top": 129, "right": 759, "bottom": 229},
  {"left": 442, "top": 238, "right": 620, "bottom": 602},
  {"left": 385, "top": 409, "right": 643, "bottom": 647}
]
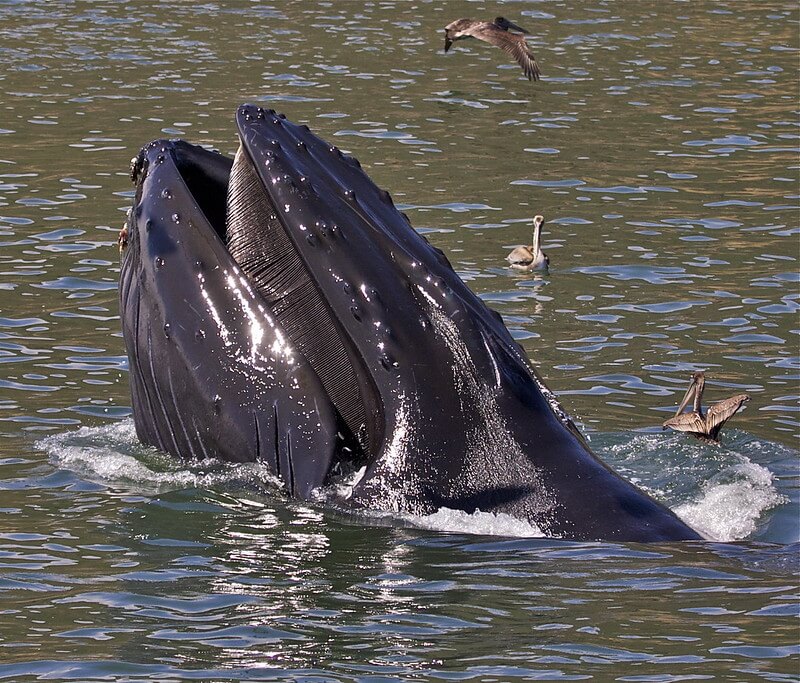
[{"left": 119, "top": 105, "right": 702, "bottom": 542}]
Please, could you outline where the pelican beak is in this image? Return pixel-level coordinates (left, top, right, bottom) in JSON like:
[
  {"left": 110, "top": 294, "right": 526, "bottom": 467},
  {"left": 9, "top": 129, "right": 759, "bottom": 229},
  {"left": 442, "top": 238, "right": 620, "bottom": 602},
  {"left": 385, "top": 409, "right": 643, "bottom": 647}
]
[
  {"left": 673, "top": 377, "right": 698, "bottom": 416},
  {"left": 444, "top": 34, "right": 452, "bottom": 53}
]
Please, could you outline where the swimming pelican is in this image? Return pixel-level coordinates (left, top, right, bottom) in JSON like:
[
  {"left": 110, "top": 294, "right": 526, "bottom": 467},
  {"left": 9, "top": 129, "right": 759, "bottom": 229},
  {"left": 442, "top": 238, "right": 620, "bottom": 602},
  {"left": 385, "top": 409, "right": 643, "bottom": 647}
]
[
  {"left": 662, "top": 371, "right": 749, "bottom": 442},
  {"left": 443, "top": 16, "right": 541, "bottom": 81},
  {"left": 506, "top": 215, "right": 549, "bottom": 270}
]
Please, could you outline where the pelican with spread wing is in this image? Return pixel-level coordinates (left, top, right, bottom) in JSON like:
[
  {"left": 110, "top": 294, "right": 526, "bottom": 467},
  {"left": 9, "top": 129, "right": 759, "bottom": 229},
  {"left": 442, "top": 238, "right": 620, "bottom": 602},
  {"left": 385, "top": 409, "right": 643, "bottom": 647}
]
[
  {"left": 663, "top": 372, "right": 749, "bottom": 442},
  {"left": 443, "top": 16, "right": 541, "bottom": 81}
]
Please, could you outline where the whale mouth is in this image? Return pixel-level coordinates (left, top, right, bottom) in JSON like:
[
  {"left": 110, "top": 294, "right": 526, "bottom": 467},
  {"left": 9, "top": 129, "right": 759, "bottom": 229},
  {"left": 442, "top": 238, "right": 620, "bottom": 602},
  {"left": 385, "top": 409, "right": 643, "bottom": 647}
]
[
  {"left": 121, "top": 107, "right": 706, "bottom": 542},
  {"left": 154, "top": 133, "right": 383, "bottom": 464},
  {"left": 223, "top": 140, "right": 380, "bottom": 459}
]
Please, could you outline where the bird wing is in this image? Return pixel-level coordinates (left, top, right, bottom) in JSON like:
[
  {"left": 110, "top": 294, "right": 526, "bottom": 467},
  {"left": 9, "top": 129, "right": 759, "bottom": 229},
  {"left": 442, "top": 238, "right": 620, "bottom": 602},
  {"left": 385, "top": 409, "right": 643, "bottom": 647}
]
[
  {"left": 495, "top": 17, "right": 530, "bottom": 35},
  {"left": 506, "top": 246, "right": 533, "bottom": 265},
  {"left": 467, "top": 24, "right": 541, "bottom": 81},
  {"left": 662, "top": 411, "right": 706, "bottom": 435},
  {"left": 705, "top": 394, "right": 749, "bottom": 436}
]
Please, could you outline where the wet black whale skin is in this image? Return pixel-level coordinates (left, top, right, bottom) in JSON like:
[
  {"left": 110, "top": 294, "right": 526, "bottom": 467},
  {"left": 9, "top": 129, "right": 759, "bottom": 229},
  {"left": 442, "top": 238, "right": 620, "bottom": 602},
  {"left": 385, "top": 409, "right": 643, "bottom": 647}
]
[{"left": 119, "top": 104, "right": 702, "bottom": 542}]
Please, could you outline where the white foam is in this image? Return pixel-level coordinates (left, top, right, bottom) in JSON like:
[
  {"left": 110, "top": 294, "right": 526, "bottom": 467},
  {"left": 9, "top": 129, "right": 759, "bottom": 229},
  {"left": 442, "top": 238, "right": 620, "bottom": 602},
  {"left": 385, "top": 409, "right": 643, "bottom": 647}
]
[
  {"left": 318, "top": 465, "right": 367, "bottom": 501},
  {"left": 37, "top": 420, "right": 282, "bottom": 492},
  {"left": 674, "top": 462, "right": 786, "bottom": 542},
  {"left": 37, "top": 421, "right": 791, "bottom": 543},
  {"left": 405, "top": 506, "right": 546, "bottom": 537}
]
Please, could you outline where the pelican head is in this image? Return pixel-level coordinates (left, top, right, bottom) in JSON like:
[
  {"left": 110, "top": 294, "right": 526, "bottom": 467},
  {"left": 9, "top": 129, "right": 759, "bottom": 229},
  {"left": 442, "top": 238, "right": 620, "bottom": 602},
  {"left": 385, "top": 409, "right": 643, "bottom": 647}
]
[{"left": 532, "top": 214, "right": 544, "bottom": 238}]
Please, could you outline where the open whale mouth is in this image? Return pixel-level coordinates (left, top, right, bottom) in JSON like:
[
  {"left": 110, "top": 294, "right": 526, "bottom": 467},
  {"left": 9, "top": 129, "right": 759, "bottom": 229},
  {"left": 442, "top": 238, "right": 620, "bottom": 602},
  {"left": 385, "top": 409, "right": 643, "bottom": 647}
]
[
  {"left": 126, "top": 106, "right": 385, "bottom": 470},
  {"left": 223, "top": 130, "right": 382, "bottom": 459},
  {"left": 121, "top": 106, "right": 706, "bottom": 542}
]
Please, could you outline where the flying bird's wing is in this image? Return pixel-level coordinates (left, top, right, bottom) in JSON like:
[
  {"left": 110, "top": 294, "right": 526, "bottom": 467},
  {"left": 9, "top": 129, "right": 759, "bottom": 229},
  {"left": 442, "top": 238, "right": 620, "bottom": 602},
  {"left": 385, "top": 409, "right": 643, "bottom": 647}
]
[
  {"left": 494, "top": 17, "right": 530, "bottom": 34},
  {"left": 469, "top": 24, "right": 541, "bottom": 80},
  {"left": 662, "top": 412, "right": 706, "bottom": 435},
  {"left": 705, "top": 394, "right": 749, "bottom": 436}
]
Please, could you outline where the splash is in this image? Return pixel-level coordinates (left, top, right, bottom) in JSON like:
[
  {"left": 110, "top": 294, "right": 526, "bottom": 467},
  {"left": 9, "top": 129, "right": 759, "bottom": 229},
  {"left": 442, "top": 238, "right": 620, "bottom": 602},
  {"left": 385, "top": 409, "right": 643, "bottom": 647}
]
[
  {"left": 405, "top": 507, "right": 545, "bottom": 537},
  {"left": 37, "top": 421, "right": 792, "bottom": 543},
  {"left": 342, "top": 505, "right": 547, "bottom": 538},
  {"left": 674, "top": 462, "right": 786, "bottom": 542},
  {"left": 36, "top": 420, "right": 282, "bottom": 492},
  {"left": 595, "top": 431, "right": 791, "bottom": 542}
]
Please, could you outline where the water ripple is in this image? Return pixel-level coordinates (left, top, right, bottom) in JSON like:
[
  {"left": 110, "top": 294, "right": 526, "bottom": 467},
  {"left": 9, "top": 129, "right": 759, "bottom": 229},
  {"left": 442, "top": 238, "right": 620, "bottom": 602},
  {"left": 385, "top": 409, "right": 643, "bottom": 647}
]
[{"left": 0, "top": 1, "right": 797, "bottom": 680}]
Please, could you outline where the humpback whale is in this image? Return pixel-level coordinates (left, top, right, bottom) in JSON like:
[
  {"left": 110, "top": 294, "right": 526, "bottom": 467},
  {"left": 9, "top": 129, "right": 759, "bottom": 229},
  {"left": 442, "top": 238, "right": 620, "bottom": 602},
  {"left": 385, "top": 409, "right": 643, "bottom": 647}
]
[{"left": 119, "top": 104, "right": 701, "bottom": 542}]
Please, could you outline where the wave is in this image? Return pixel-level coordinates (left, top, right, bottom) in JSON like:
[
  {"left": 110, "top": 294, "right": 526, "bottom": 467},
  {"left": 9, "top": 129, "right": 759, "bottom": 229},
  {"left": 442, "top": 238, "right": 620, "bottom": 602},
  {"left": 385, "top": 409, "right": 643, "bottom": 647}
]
[
  {"left": 674, "top": 462, "right": 785, "bottom": 542},
  {"left": 37, "top": 420, "right": 792, "bottom": 542},
  {"left": 36, "top": 421, "right": 282, "bottom": 492}
]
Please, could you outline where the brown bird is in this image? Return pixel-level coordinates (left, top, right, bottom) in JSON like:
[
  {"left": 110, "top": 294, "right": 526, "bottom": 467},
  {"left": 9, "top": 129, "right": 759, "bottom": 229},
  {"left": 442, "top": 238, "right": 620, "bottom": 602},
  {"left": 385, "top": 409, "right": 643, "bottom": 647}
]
[
  {"left": 506, "top": 215, "right": 549, "bottom": 270},
  {"left": 662, "top": 371, "right": 749, "bottom": 442},
  {"left": 443, "top": 16, "right": 541, "bottom": 81}
]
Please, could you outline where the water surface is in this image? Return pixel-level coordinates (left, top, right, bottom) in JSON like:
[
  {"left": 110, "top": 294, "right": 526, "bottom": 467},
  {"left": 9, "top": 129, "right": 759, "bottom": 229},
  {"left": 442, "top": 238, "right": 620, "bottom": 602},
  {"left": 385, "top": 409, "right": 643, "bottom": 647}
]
[{"left": 0, "top": 1, "right": 798, "bottom": 680}]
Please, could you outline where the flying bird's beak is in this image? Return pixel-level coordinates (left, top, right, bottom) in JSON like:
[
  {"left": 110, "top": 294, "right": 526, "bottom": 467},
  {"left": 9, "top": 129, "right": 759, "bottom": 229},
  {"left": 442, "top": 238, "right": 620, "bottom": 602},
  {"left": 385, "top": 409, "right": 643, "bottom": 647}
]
[
  {"left": 673, "top": 377, "right": 698, "bottom": 416},
  {"left": 444, "top": 33, "right": 452, "bottom": 53}
]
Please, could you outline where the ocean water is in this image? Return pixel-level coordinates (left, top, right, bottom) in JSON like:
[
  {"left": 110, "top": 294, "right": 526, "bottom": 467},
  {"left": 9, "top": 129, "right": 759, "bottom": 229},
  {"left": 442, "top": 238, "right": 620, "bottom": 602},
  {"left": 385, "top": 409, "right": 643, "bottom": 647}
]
[{"left": 0, "top": 0, "right": 798, "bottom": 680}]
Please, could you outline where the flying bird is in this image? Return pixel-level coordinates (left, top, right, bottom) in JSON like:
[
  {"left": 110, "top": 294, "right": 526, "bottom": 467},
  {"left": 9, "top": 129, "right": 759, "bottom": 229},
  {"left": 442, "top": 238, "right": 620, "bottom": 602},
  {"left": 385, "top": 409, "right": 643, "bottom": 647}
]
[
  {"left": 662, "top": 371, "right": 749, "bottom": 442},
  {"left": 506, "top": 215, "right": 549, "bottom": 270},
  {"left": 443, "top": 16, "right": 541, "bottom": 81}
]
